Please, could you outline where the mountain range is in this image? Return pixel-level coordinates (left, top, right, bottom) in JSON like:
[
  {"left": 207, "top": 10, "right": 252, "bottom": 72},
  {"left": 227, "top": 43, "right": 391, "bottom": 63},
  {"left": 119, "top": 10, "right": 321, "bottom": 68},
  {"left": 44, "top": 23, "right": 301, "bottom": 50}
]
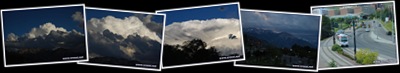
[{"left": 243, "top": 27, "right": 317, "bottom": 49}]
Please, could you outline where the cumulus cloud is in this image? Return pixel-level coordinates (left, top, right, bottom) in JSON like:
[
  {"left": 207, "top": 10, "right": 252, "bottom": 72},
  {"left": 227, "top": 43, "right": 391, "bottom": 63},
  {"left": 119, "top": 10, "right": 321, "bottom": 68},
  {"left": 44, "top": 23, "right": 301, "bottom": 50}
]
[
  {"left": 86, "top": 15, "right": 162, "bottom": 64},
  {"left": 5, "top": 23, "right": 85, "bottom": 52},
  {"left": 6, "top": 33, "right": 18, "bottom": 42},
  {"left": 72, "top": 11, "right": 84, "bottom": 27},
  {"left": 134, "top": 14, "right": 163, "bottom": 37},
  {"left": 26, "top": 22, "right": 67, "bottom": 39},
  {"left": 143, "top": 15, "right": 152, "bottom": 24},
  {"left": 87, "top": 16, "right": 161, "bottom": 43},
  {"left": 164, "top": 18, "right": 243, "bottom": 56}
]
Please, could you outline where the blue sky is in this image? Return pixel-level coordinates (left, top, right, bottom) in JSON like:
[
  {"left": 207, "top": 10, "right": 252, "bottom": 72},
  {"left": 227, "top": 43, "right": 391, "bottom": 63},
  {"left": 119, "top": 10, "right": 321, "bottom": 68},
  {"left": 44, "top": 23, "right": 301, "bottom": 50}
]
[
  {"left": 241, "top": 11, "right": 321, "bottom": 45},
  {"left": 3, "top": 6, "right": 84, "bottom": 36},
  {"left": 158, "top": 4, "right": 239, "bottom": 25},
  {"left": 86, "top": 9, "right": 164, "bottom": 24}
]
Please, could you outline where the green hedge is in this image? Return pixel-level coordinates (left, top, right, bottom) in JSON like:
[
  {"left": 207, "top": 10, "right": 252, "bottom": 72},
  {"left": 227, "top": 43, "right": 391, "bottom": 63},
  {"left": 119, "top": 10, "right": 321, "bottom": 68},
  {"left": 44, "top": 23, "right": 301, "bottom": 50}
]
[{"left": 332, "top": 44, "right": 341, "bottom": 51}]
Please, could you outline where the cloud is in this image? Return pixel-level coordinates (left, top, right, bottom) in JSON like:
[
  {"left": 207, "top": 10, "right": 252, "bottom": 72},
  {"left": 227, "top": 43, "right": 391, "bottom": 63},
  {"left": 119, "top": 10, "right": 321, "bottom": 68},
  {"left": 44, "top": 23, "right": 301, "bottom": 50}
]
[
  {"left": 164, "top": 18, "right": 243, "bottom": 56},
  {"left": 5, "top": 23, "right": 85, "bottom": 52},
  {"left": 134, "top": 14, "right": 163, "bottom": 38},
  {"left": 6, "top": 33, "right": 18, "bottom": 42},
  {"left": 143, "top": 15, "right": 152, "bottom": 24},
  {"left": 72, "top": 11, "right": 84, "bottom": 27},
  {"left": 241, "top": 11, "right": 321, "bottom": 45},
  {"left": 26, "top": 22, "right": 67, "bottom": 39},
  {"left": 242, "top": 11, "right": 320, "bottom": 31},
  {"left": 254, "top": 12, "right": 268, "bottom": 21},
  {"left": 86, "top": 15, "right": 162, "bottom": 64},
  {"left": 87, "top": 16, "right": 161, "bottom": 43}
]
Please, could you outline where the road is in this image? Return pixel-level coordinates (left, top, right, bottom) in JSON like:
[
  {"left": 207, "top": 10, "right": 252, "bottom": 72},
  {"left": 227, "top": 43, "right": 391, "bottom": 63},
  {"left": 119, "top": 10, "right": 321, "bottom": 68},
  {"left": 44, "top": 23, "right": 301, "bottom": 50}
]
[
  {"left": 319, "top": 19, "right": 398, "bottom": 68},
  {"left": 319, "top": 37, "right": 358, "bottom": 68}
]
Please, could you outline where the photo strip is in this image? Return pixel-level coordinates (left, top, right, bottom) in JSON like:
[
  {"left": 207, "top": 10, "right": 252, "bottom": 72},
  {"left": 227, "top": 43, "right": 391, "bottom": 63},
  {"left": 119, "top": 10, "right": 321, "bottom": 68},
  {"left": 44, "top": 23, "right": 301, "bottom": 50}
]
[
  {"left": 311, "top": 1, "right": 398, "bottom": 70},
  {"left": 234, "top": 9, "right": 322, "bottom": 72},
  {"left": 77, "top": 7, "right": 165, "bottom": 71},
  {"left": 156, "top": 2, "right": 245, "bottom": 69},
  {"left": 2, "top": 4, "right": 88, "bottom": 67}
]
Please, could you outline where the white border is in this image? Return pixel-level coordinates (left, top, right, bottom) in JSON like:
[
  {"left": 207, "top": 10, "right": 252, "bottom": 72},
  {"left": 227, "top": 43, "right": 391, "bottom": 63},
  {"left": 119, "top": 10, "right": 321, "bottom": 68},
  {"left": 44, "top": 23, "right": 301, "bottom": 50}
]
[
  {"left": 234, "top": 9, "right": 322, "bottom": 72},
  {"left": 1, "top": 4, "right": 88, "bottom": 67},
  {"left": 77, "top": 7, "right": 165, "bottom": 71},
  {"left": 156, "top": 2, "right": 246, "bottom": 69},
  {"left": 310, "top": 1, "right": 399, "bottom": 70}
]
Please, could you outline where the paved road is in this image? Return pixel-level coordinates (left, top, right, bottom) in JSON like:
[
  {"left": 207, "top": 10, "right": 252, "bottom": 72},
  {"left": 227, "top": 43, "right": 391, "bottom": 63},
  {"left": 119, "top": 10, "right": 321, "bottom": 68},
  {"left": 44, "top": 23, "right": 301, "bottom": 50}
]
[
  {"left": 319, "top": 37, "right": 358, "bottom": 68},
  {"left": 345, "top": 20, "right": 397, "bottom": 62},
  {"left": 369, "top": 19, "right": 395, "bottom": 42},
  {"left": 319, "top": 19, "right": 398, "bottom": 68}
]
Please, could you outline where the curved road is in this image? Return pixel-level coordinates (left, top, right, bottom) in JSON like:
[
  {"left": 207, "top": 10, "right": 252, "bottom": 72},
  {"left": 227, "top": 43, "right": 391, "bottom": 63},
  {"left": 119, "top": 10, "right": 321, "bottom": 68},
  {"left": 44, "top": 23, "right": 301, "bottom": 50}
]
[{"left": 319, "top": 20, "right": 398, "bottom": 68}]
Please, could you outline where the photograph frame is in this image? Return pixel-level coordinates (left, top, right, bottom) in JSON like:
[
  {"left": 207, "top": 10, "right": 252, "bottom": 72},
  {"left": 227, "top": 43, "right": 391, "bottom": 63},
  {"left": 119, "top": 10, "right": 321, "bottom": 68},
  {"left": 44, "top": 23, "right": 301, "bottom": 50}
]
[
  {"left": 77, "top": 7, "right": 165, "bottom": 71},
  {"left": 233, "top": 8, "right": 322, "bottom": 72},
  {"left": 1, "top": 4, "right": 89, "bottom": 67},
  {"left": 310, "top": 1, "right": 398, "bottom": 70},
  {"left": 156, "top": 2, "right": 246, "bottom": 69}
]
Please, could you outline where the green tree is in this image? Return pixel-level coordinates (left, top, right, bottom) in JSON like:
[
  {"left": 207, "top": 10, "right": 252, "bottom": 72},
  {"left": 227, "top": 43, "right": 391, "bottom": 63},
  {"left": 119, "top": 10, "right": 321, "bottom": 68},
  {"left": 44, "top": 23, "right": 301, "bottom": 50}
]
[
  {"left": 356, "top": 49, "right": 379, "bottom": 65},
  {"left": 321, "top": 15, "right": 333, "bottom": 40}
]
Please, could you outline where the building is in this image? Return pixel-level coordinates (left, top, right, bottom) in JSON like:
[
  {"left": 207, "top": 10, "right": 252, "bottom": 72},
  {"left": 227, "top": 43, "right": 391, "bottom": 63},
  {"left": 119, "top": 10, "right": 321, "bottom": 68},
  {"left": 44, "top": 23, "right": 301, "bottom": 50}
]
[
  {"left": 312, "top": 8, "right": 329, "bottom": 16},
  {"left": 327, "top": 5, "right": 377, "bottom": 18},
  {"left": 340, "top": 8, "right": 348, "bottom": 15}
]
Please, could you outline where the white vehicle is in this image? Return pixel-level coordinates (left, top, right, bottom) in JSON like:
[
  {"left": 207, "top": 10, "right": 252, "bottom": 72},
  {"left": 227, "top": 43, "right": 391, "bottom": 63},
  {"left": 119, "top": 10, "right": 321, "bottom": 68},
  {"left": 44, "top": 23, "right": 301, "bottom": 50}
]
[
  {"left": 365, "top": 24, "right": 370, "bottom": 32},
  {"left": 365, "top": 28, "right": 370, "bottom": 32},
  {"left": 337, "top": 34, "right": 349, "bottom": 47}
]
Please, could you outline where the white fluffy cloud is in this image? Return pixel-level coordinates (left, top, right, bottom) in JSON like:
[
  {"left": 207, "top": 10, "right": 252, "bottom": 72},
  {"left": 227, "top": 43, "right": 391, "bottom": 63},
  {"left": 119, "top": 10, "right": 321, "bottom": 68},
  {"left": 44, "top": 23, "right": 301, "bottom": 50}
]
[
  {"left": 87, "top": 16, "right": 161, "bottom": 43},
  {"left": 6, "top": 33, "right": 18, "bottom": 41},
  {"left": 26, "top": 22, "right": 67, "bottom": 39},
  {"left": 72, "top": 11, "right": 84, "bottom": 22},
  {"left": 5, "top": 23, "right": 85, "bottom": 52},
  {"left": 72, "top": 11, "right": 84, "bottom": 27},
  {"left": 164, "top": 18, "right": 243, "bottom": 55},
  {"left": 86, "top": 15, "right": 162, "bottom": 64},
  {"left": 143, "top": 15, "right": 152, "bottom": 24}
]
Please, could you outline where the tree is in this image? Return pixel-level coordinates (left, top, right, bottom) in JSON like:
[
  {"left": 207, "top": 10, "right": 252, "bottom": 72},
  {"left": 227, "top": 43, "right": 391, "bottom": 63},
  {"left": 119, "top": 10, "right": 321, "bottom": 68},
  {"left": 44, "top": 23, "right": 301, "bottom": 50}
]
[
  {"left": 355, "top": 48, "right": 378, "bottom": 65},
  {"left": 163, "top": 39, "right": 221, "bottom": 66},
  {"left": 321, "top": 15, "right": 333, "bottom": 40}
]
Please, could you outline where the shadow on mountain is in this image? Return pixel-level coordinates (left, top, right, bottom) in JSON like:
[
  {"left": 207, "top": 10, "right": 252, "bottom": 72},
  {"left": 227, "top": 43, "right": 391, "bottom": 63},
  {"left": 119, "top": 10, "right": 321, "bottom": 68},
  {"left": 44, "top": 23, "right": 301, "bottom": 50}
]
[
  {"left": 163, "top": 39, "right": 243, "bottom": 66},
  {"left": 237, "top": 34, "right": 318, "bottom": 69},
  {"left": 5, "top": 47, "right": 86, "bottom": 65}
]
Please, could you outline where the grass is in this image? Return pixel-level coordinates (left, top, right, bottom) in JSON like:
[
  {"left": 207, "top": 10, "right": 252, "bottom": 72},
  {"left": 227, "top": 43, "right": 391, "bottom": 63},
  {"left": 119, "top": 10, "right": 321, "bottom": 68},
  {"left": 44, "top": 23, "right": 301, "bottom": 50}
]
[
  {"left": 378, "top": 19, "right": 395, "bottom": 33},
  {"left": 342, "top": 52, "right": 355, "bottom": 60},
  {"left": 383, "top": 21, "right": 394, "bottom": 32},
  {"left": 334, "top": 28, "right": 339, "bottom": 33},
  {"left": 333, "top": 23, "right": 352, "bottom": 32},
  {"left": 341, "top": 23, "right": 351, "bottom": 29}
]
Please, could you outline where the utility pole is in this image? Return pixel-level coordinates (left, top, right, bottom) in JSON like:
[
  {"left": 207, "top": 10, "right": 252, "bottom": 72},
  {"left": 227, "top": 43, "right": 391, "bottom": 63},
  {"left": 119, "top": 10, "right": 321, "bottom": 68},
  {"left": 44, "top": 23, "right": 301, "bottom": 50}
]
[
  {"left": 332, "top": 22, "right": 336, "bottom": 44},
  {"left": 393, "top": 19, "right": 395, "bottom": 43},
  {"left": 352, "top": 20, "right": 357, "bottom": 61}
]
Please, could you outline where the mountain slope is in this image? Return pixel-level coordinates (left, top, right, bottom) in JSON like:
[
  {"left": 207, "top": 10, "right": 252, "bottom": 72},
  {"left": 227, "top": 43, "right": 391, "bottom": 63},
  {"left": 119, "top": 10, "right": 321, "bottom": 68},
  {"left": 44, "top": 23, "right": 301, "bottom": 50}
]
[{"left": 243, "top": 28, "right": 316, "bottom": 48}]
